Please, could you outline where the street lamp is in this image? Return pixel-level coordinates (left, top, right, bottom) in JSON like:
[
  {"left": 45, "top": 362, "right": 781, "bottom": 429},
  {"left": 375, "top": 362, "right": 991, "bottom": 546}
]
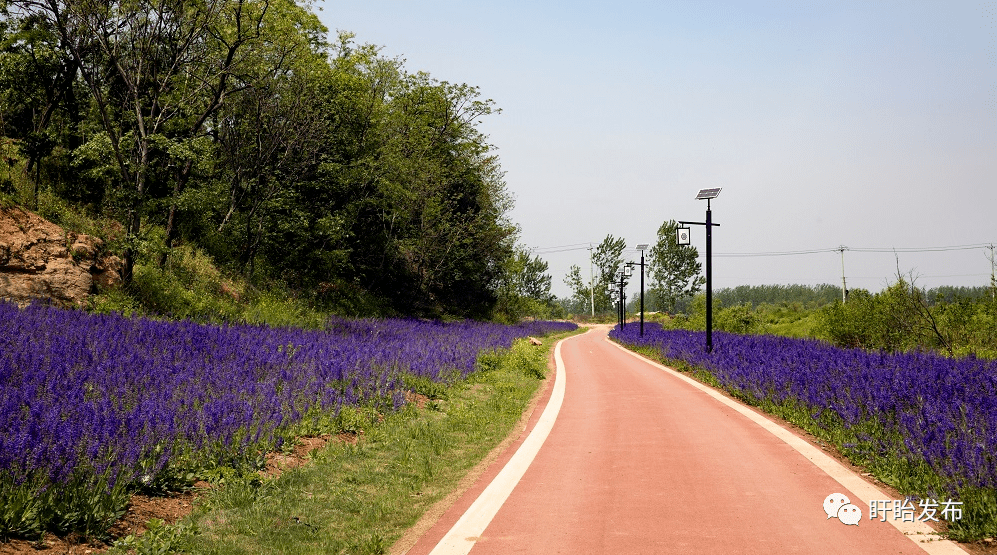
[
  {"left": 635, "top": 244, "right": 648, "bottom": 336},
  {"left": 623, "top": 263, "right": 633, "bottom": 328},
  {"left": 615, "top": 271, "right": 624, "bottom": 328},
  {"left": 680, "top": 187, "right": 721, "bottom": 352}
]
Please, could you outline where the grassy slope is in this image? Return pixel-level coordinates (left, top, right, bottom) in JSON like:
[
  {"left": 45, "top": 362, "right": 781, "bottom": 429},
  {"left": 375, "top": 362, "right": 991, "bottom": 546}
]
[{"left": 0, "top": 186, "right": 385, "bottom": 326}]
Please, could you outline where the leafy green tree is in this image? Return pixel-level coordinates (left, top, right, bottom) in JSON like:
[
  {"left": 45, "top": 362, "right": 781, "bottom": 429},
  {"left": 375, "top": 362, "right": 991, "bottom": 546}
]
[
  {"left": 562, "top": 264, "right": 590, "bottom": 314},
  {"left": 563, "top": 234, "right": 626, "bottom": 314},
  {"left": 251, "top": 34, "right": 514, "bottom": 316},
  {"left": 159, "top": 0, "right": 331, "bottom": 269},
  {"left": 12, "top": 0, "right": 327, "bottom": 283},
  {"left": 0, "top": 10, "right": 86, "bottom": 204},
  {"left": 0, "top": 12, "right": 77, "bottom": 145},
  {"left": 517, "top": 251, "right": 555, "bottom": 304},
  {"left": 494, "top": 247, "right": 557, "bottom": 321},
  {"left": 0, "top": 6, "right": 519, "bottom": 319},
  {"left": 593, "top": 234, "right": 626, "bottom": 312},
  {"left": 648, "top": 219, "right": 704, "bottom": 313},
  {"left": 210, "top": 51, "right": 331, "bottom": 275}
]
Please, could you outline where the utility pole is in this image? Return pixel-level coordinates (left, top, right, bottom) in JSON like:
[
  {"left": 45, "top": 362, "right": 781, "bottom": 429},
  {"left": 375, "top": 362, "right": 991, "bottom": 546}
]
[
  {"left": 614, "top": 267, "right": 631, "bottom": 329},
  {"left": 987, "top": 244, "right": 996, "bottom": 302},
  {"left": 705, "top": 202, "right": 713, "bottom": 350},
  {"left": 588, "top": 245, "right": 595, "bottom": 317},
  {"left": 838, "top": 246, "right": 848, "bottom": 303}
]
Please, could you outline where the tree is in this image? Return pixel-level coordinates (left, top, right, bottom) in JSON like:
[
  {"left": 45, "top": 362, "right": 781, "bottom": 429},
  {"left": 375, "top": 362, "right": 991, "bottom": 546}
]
[
  {"left": 493, "top": 247, "right": 556, "bottom": 321},
  {"left": 11, "top": 0, "right": 326, "bottom": 283},
  {"left": 517, "top": 251, "right": 554, "bottom": 303},
  {"left": 592, "top": 234, "right": 626, "bottom": 312},
  {"left": 259, "top": 36, "right": 514, "bottom": 317},
  {"left": 160, "top": 0, "right": 330, "bottom": 269},
  {"left": 210, "top": 49, "right": 331, "bottom": 275},
  {"left": 563, "top": 264, "right": 590, "bottom": 314},
  {"left": 0, "top": 7, "right": 519, "bottom": 319},
  {"left": 0, "top": 10, "right": 84, "bottom": 204},
  {"left": 648, "top": 219, "right": 704, "bottom": 313},
  {"left": 563, "top": 234, "right": 626, "bottom": 314}
]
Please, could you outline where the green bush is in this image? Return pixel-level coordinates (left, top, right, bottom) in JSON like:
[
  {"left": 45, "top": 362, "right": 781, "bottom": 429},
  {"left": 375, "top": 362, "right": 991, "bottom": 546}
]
[
  {"left": 508, "top": 340, "right": 547, "bottom": 380},
  {"left": 815, "top": 281, "right": 997, "bottom": 358},
  {"left": 660, "top": 294, "right": 764, "bottom": 335}
]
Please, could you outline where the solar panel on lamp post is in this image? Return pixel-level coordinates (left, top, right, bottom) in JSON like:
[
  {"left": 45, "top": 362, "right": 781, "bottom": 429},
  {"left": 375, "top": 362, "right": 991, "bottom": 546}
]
[
  {"left": 680, "top": 189, "right": 721, "bottom": 352},
  {"left": 697, "top": 188, "right": 721, "bottom": 352}
]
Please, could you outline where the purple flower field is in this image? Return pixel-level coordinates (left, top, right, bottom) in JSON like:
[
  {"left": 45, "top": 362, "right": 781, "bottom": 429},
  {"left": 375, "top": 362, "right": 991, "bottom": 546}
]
[
  {"left": 610, "top": 324, "right": 997, "bottom": 518},
  {"left": 0, "top": 300, "right": 574, "bottom": 535}
]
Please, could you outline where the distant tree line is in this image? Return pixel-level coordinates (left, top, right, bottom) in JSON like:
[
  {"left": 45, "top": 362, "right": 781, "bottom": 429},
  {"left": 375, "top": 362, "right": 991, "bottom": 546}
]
[
  {"left": 712, "top": 284, "right": 842, "bottom": 309},
  {"left": 924, "top": 286, "right": 993, "bottom": 304},
  {"left": 0, "top": 0, "right": 556, "bottom": 319}
]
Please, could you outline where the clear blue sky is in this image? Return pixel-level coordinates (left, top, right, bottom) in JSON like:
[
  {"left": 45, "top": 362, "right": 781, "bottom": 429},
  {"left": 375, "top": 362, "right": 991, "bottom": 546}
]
[{"left": 315, "top": 1, "right": 997, "bottom": 298}]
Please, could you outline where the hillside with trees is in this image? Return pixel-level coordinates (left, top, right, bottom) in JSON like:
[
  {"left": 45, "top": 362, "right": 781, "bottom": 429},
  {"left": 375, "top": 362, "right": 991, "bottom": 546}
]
[{"left": 0, "top": 0, "right": 557, "bottom": 321}]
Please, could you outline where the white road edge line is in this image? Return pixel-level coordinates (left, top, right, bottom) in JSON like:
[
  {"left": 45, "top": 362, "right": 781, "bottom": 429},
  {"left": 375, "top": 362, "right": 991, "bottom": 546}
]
[
  {"left": 607, "top": 337, "right": 969, "bottom": 555},
  {"left": 425, "top": 333, "right": 574, "bottom": 555}
]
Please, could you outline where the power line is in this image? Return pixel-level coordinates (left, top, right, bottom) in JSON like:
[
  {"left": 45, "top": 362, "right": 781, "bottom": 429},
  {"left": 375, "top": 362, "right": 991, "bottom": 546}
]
[
  {"left": 529, "top": 242, "right": 592, "bottom": 254},
  {"left": 715, "top": 248, "right": 839, "bottom": 258},
  {"left": 849, "top": 244, "right": 992, "bottom": 253},
  {"left": 531, "top": 241, "right": 996, "bottom": 269},
  {"left": 921, "top": 273, "right": 991, "bottom": 278},
  {"left": 712, "top": 243, "right": 994, "bottom": 258}
]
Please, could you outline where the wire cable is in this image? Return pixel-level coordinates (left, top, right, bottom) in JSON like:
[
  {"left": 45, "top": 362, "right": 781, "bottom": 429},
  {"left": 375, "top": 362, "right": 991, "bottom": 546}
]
[
  {"left": 712, "top": 243, "right": 993, "bottom": 258},
  {"left": 529, "top": 242, "right": 995, "bottom": 259}
]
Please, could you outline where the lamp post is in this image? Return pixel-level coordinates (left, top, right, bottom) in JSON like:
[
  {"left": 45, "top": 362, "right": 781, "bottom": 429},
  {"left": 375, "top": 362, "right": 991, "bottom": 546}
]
[
  {"left": 615, "top": 271, "right": 623, "bottom": 328},
  {"left": 623, "top": 262, "right": 633, "bottom": 329},
  {"left": 635, "top": 244, "right": 648, "bottom": 336},
  {"left": 616, "top": 265, "right": 632, "bottom": 329},
  {"left": 616, "top": 272, "right": 627, "bottom": 330},
  {"left": 679, "top": 188, "right": 721, "bottom": 352}
]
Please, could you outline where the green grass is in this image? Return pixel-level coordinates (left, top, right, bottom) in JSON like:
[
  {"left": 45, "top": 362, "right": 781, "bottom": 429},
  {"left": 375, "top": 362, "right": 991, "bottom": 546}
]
[
  {"left": 106, "top": 330, "right": 581, "bottom": 555},
  {"left": 81, "top": 231, "right": 333, "bottom": 329},
  {"left": 88, "top": 240, "right": 328, "bottom": 329}
]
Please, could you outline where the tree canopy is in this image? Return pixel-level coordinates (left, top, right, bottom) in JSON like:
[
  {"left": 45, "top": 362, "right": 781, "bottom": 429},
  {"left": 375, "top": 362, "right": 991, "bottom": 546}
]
[
  {"left": 0, "top": 2, "right": 547, "bottom": 318},
  {"left": 563, "top": 234, "right": 626, "bottom": 315},
  {"left": 648, "top": 220, "right": 703, "bottom": 313}
]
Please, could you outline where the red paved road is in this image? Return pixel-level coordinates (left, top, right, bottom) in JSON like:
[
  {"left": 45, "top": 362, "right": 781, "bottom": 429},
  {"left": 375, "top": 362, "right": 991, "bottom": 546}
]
[{"left": 407, "top": 327, "right": 941, "bottom": 554}]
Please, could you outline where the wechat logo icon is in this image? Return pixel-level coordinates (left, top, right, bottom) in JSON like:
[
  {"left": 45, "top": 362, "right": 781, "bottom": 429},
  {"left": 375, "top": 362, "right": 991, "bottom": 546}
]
[{"left": 824, "top": 493, "right": 862, "bottom": 526}]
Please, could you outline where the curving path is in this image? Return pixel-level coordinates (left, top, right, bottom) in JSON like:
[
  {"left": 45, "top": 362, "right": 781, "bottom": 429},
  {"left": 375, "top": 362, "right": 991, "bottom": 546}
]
[{"left": 404, "top": 326, "right": 968, "bottom": 555}]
